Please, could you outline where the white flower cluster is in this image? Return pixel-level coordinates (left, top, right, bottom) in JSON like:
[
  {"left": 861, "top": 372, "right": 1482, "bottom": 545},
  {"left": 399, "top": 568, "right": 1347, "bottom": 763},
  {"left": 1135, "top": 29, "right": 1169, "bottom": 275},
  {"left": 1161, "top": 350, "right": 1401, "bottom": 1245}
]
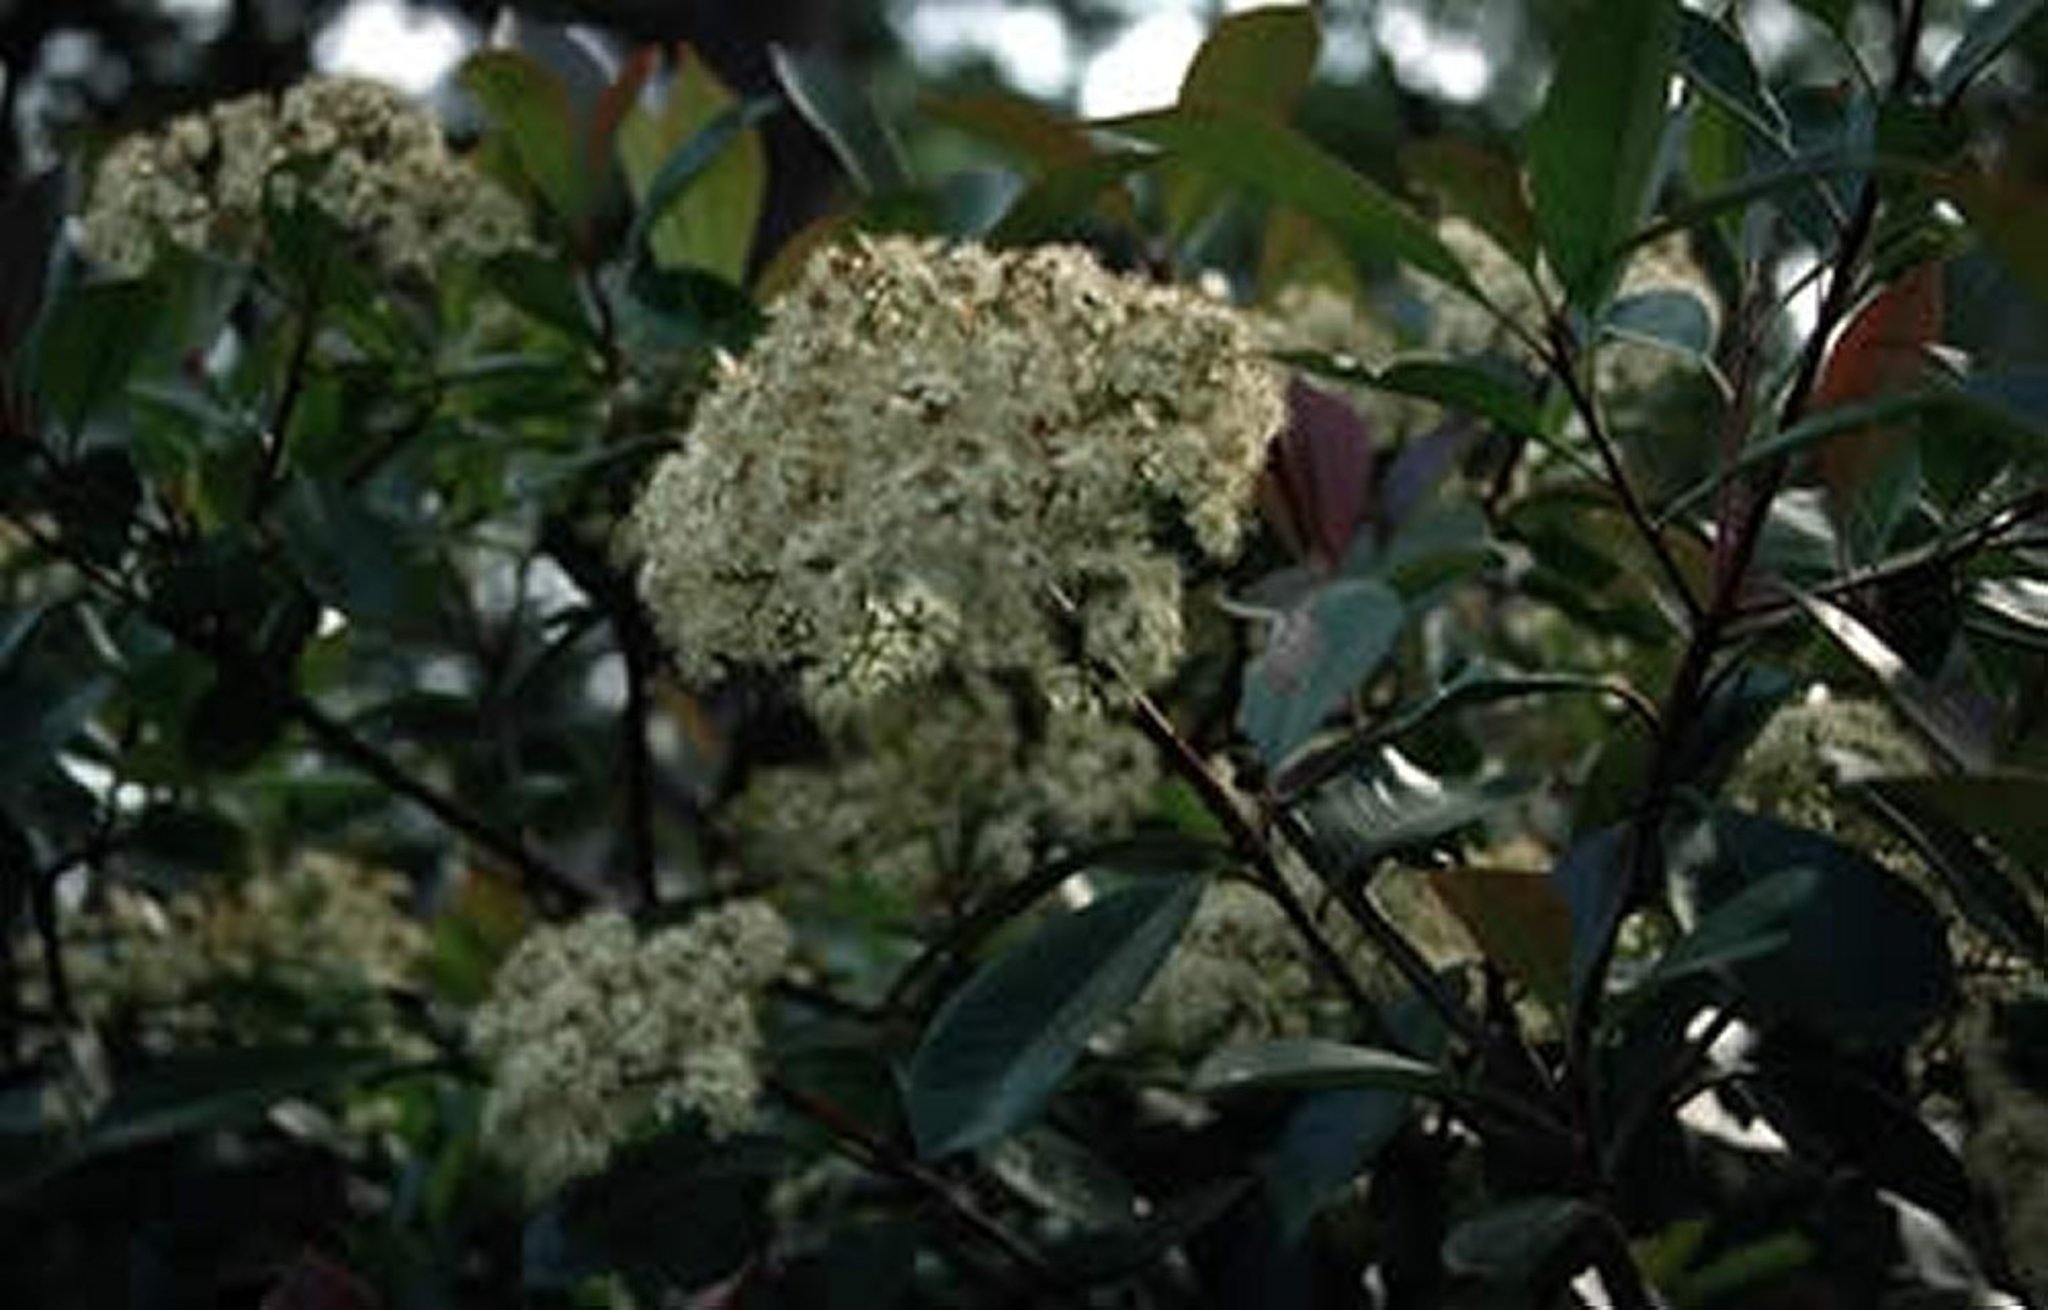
[
  {"left": 79, "top": 76, "right": 528, "bottom": 276},
  {"left": 32, "top": 855, "right": 427, "bottom": 1048},
  {"left": 731, "top": 679, "right": 1160, "bottom": 901},
  {"left": 469, "top": 901, "right": 791, "bottom": 1194},
  {"left": 623, "top": 234, "right": 1285, "bottom": 718}
]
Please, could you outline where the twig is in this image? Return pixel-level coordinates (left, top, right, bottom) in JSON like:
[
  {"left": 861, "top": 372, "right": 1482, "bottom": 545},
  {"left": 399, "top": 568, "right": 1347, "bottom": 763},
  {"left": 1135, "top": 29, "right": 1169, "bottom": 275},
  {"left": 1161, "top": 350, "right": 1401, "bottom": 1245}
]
[{"left": 766, "top": 1074, "right": 1072, "bottom": 1300}]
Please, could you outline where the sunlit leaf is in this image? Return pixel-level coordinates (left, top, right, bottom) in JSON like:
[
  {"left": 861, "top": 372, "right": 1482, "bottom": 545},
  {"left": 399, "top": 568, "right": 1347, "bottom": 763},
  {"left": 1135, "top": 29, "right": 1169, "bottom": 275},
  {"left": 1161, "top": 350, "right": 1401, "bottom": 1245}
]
[
  {"left": 617, "top": 49, "right": 772, "bottom": 281},
  {"left": 459, "top": 51, "right": 591, "bottom": 228},
  {"left": 1527, "top": 0, "right": 1681, "bottom": 310}
]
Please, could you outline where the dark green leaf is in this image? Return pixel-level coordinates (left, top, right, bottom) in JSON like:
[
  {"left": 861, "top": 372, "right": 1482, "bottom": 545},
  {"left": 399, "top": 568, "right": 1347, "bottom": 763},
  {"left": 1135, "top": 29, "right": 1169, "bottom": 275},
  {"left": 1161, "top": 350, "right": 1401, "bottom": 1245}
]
[
  {"left": 618, "top": 264, "right": 764, "bottom": 355},
  {"left": 1637, "top": 866, "right": 1820, "bottom": 996},
  {"left": 25, "top": 277, "right": 164, "bottom": 434},
  {"left": 1261, "top": 1087, "right": 1412, "bottom": 1241},
  {"left": 1442, "top": 1196, "right": 1598, "bottom": 1283},
  {"left": 181, "top": 661, "right": 290, "bottom": 773},
  {"left": 1194, "top": 1039, "right": 1450, "bottom": 1098},
  {"left": 526, "top": 1125, "right": 782, "bottom": 1290},
  {"left": 1526, "top": 0, "right": 1681, "bottom": 310},
  {"left": 0, "top": 168, "right": 68, "bottom": 368},
  {"left": 1861, "top": 772, "right": 2048, "bottom": 888},
  {"left": 86, "top": 1046, "right": 387, "bottom": 1155},
  {"left": 1798, "top": 593, "right": 1996, "bottom": 773},
  {"left": 1238, "top": 577, "right": 1405, "bottom": 771},
  {"left": 989, "top": 151, "right": 1151, "bottom": 245},
  {"left": 906, "top": 877, "right": 1201, "bottom": 1158},
  {"left": 482, "top": 251, "right": 596, "bottom": 344},
  {"left": 1670, "top": 809, "right": 1955, "bottom": 1046},
  {"left": 1048, "top": 1178, "right": 1250, "bottom": 1285},
  {"left": 1100, "top": 108, "right": 1473, "bottom": 293},
  {"left": 770, "top": 46, "right": 913, "bottom": 195},
  {"left": 1372, "top": 358, "right": 1549, "bottom": 444},
  {"left": 274, "top": 478, "right": 435, "bottom": 636},
  {"left": 458, "top": 51, "right": 590, "bottom": 225},
  {"left": 1933, "top": 0, "right": 2047, "bottom": 103},
  {"left": 0, "top": 807, "right": 32, "bottom": 933},
  {"left": 1677, "top": 12, "right": 1789, "bottom": 148},
  {"left": 1552, "top": 825, "right": 1631, "bottom": 1009},
  {"left": 1854, "top": 779, "right": 2047, "bottom": 960}
]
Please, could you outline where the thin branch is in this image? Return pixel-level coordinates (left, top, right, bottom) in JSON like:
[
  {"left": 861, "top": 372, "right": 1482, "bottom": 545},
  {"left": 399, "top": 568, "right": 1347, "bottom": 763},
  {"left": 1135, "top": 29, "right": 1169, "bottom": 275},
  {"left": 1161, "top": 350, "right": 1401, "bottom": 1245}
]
[{"left": 765, "top": 1074, "right": 1072, "bottom": 1300}]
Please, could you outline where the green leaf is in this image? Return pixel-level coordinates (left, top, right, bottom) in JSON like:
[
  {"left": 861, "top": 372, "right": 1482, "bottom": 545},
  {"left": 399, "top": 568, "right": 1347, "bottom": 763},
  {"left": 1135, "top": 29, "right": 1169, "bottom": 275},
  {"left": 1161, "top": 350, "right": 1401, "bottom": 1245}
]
[
  {"left": 1638, "top": 866, "right": 1819, "bottom": 997},
  {"left": 24, "top": 277, "right": 164, "bottom": 435},
  {"left": 274, "top": 478, "right": 439, "bottom": 636},
  {"left": 1371, "top": 358, "right": 1550, "bottom": 443},
  {"left": 1100, "top": 108, "right": 1473, "bottom": 293},
  {"left": 481, "top": 250, "right": 597, "bottom": 344},
  {"left": 617, "top": 53, "right": 774, "bottom": 280},
  {"left": 1442, "top": 1196, "right": 1598, "bottom": 1283},
  {"left": 1854, "top": 778, "right": 2048, "bottom": 960},
  {"left": 770, "top": 46, "right": 912, "bottom": 195},
  {"left": 1180, "top": 7, "right": 1320, "bottom": 118},
  {"left": 1671, "top": 809, "right": 1955, "bottom": 1046},
  {"left": 1933, "top": 0, "right": 2046, "bottom": 103},
  {"left": 1292, "top": 748, "right": 1530, "bottom": 875},
  {"left": 86, "top": 1046, "right": 388, "bottom": 1155},
  {"left": 905, "top": 877, "right": 1202, "bottom": 1158},
  {"left": 989, "top": 151, "right": 1151, "bottom": 245},
  {"left": 1193, "top": 1038, "right": 1450, "bottom": 1098},
  {"left": 1677, "top": 12, "right": 1789, "bottom": 149},
  {"left": 1261, "top": 1088, "right": 1413, "bottom": 1240},
  {"left": 459, "top": 51, "right": 590, "bottom": 227},
  {"left": 1526, "top": 0, "right": 1680, "bottom": 310},
  {"left": 1552, "top": 825, "right": 1631, "bottom": 1009},
  {"left": 1237, "top": 576, "right": 1405, "bottom": 771},
  {"left": 525, "top": 1125, "right": 782, "bottom": 1289},
  {"left": 1797, "top": 593, "right": 1997, "bottom": 773},
  {"left": 1402, "top": 138, "right": 1539, "bottom": 268},
  {"left": 1861, "top": 772, "right": 2048, "bottom": 890},
  {"left": 1604, "top": 288, "right": 1715, "bottom": 362}
]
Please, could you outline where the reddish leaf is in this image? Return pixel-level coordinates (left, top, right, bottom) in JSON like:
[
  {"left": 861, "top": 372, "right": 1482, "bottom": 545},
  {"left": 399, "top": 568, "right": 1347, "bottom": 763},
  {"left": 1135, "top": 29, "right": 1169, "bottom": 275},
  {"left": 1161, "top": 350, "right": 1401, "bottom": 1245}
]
[
  {"left": 1809, "top": 261, "right": 1944, "bottom": 503},
  {"left": 1428, "top": 865, "right": 1575, "bottom": 1008},
  {"left": 1262, "top": 378, "right": 1376, "bottom": 569}
]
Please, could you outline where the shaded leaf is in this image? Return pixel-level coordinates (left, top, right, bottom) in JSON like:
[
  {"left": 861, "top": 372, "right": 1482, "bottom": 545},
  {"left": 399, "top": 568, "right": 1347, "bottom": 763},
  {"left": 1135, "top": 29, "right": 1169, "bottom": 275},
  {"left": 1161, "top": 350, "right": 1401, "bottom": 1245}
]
[
  {"left": 1639, "top": 866, "right": 1819, "bottom": 996},
  {"left": 459, "top": 51, "right": 590, "bottom": 227},
  {"left": 770, "top": 46, "right": 912, "bottom": 195},
  {"left": 274, "top": 479, "right": 436, "bottom": 636},
  {"left": 1604, "top": 288, "right": 1715, "bottom": 362},
  {"left": 1862, "top": 772, "right": 2048, "bottom": 889},
  {"left": 906, "top": 877, "right": 1201, "bottom": 1158},
  {"left": 1372, "top": 358, "right": 1549, "bottom": 444},
  {"left": 1194, "top": 1038, "right": 1450, "bottom": 1098},
  {"left": 1101, "top": 108, "right": 1472, "bottom": 293},
  {"left": 1677, "top": 12, "right": 1789, "bottom": 148},
  {"left": 1854, "top": 778, "right": 2048, "bottom": 959},
  {"left": 1442, "top": 1196, "right": 1598, "bottom": 1283},
  {"left": 1552, "top": 825, "right": 1631, "bottom": 1010},
  {"left": 1261, "top": 1087, "right": 1412, "bottom": 1242},
  {"left": 1402, "top": 138, "right": 1539, "bottom": 268},
  {"left": 1262, "top": 378, "right": 1375, "bottom": 568},
  {"left": 1933, "top": 0, "right": 2047, "bottom": 102},
  {"left": 1428, "top": 865, "right": 1574, "bottom": 1007},
  {"left": 1670, "top": 808, "right": 1955, "bottom": 1046},
  {"left": 25, "top": 277, "right": 164, "bottom": 435},
  {"left": 525, "top": 1126, "right": 781, "bottom": 1290},
  {"left": 1526, "top": 0, "right": 1681, "bottom": 309},
  {"left": 1293, "top": 749, "right": 1529, "bottom": 876},
  {"left": 1808, "top": 262, "right": 1945, "bottom": 540},
  {"left": 1238, "top": 578, "right": 1405, "bottom": 771},
  {"left": 1798, "top": 593, "right": 1996, "bottom": 773},
  {"left": 1944, "top": 168, "right": 2048, "bottom": 307},
  {"left": 87, "top": 1046, "right": 387, "bottom": 1154}
]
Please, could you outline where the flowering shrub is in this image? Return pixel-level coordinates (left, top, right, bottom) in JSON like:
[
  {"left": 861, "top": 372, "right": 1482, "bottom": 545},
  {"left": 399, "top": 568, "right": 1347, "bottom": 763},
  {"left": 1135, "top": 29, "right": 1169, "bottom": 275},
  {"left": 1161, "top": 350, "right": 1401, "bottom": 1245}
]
[{"left": 1, "top": 6, "right": 2046, "bottom": 1308}]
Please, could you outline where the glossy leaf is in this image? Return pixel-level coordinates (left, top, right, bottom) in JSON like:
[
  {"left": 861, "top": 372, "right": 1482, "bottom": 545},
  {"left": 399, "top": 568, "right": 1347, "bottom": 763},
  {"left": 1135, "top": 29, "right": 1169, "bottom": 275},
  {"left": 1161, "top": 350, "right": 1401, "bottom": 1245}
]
[
  {"left": 1677, "top": 12, "right": 1789, "bottom": 148},
  {"left": 770, "top": 46, "right": 912, "bottom": 194},
  {"left": 617, "top": 50, "right": 773, "bottom": 280},
  {"left": 906, "top": 876, "right": 1201, "bottom": 1158},
  {"left": 1238, "top": 577, "right": 1405, "bottom": 771},
  {"left": 1101, "top": 108, "right": 1473, "bottom": 293},
  {"left": 1933, "top": 0, "right": 2047, "bottom": 103},
  {"left": 459, "top": 51, "right": 590, "bottom": 227},
  {"left": 1854, "top": 779, "right": 2048, "bottom": 959},
  {"left": 1670, "top": 809, "right": 1955, "bottom": 1046},
  {"left": 1196, "top": 1039, "right": 1449, "bottom": 1098},
  {"left": 1808, "top": 262, "right": 1945, "bottom": 537},
  {"left": 1442, "top": 1196, "right": 1598, "bottom": 1283},
  {"left": 1526, "top": 0, "right": 1681, "bottom": 310},
  {"left": 1261, "top": 1088, "right": 1412, "bottom": 1241},
  {"left": 1292, "top": 748, "right": 1529, "bottom": 877},
  {"left": 1798, "top": 593, "right": 1996, "bottom": 773}
]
